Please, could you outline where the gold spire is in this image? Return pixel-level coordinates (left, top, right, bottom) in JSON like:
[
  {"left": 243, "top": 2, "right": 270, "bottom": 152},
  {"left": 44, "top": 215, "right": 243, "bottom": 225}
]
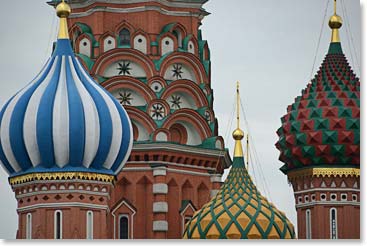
[
  {"left": 328, "top": 0, "right": 342, "bottom": 43},
  {"left": 232, "top": 81, "right": 244, "bottom": 157},
  {"left": 56, "top": 0, "right": 71, "bottom": 39}
]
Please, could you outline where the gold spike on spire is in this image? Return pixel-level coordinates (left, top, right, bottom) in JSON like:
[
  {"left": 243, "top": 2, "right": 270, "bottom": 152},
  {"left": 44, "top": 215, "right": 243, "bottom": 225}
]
[
  {"left": 232, "top": 82, "right": 244, "bottom": 157},
  {"left": 328, "top": 0, "right": 343, "bottom": 43},
  {"left": 56, "top": 0, "right": 71, "bottom": 39},
  {"left": 246, "top": 134, "right": 249, "bottom": 168}
]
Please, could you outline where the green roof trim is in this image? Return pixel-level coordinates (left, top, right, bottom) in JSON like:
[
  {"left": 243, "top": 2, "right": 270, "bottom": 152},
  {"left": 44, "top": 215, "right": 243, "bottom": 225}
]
[
  {"left": 76, "top": 53, "right": 95, "bottom": 71},
  {"left": 328, "top": 42, "right": 343, "bottom": 55}
]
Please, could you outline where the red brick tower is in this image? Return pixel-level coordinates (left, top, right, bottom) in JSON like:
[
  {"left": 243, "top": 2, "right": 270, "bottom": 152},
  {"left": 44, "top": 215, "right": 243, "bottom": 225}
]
[
  {"left": 275, "top": 1, "right": 360, "bottom": 239},
  {"left": 54, "top": 0, "right": 231, "bottom": 239}
]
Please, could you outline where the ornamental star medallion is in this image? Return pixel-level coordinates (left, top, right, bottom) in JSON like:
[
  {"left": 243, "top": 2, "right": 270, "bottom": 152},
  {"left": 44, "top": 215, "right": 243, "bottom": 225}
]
[
  {"left": 118, "top": 91, "right": 133, "bottom": 105},
  {"left": 117, "top": 61, "right": 132, "bottom": 76},
  {"left": 172, "top": 63, "right": 183, "bottom": 79},
  {"left": 170, "top": 95, "right": 182, "bottom": 109},
  {"left": 151, "top": 103, "right": 165, "bottom": 120}
]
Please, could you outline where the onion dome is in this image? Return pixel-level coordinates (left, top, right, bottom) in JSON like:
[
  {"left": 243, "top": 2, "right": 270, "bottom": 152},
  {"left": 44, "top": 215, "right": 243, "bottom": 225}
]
[
  {"left": 0, "top": 1, "right": 133, "bottom": 177},
  {"left": 275, "top": 0, "right": 360, "bottom": 174},
  {"left": 183, "top": 83, "right": 295, "bottom": 239}
]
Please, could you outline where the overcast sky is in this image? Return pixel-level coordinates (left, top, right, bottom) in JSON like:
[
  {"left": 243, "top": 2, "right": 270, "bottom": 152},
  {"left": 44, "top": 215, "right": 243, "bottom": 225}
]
[{"left": 0, "top": 0, "right": 361, "bottom": 239}]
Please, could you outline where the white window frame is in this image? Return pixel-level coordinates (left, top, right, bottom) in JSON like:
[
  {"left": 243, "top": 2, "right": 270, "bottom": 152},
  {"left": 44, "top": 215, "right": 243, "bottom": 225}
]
[
  {"left": 305, "top": 209, "right": 312, "bottom": 239},
  {"left": 118, "top": 214, "right": 130, "bottom": 239},
  {"left": 330, "top": 208, "right": 338, "bottom": 239},
  {"left": 86, "top": 210, "right": 94, "bottom": 239},
  {"left": 54, "top": 210, "right": 63, "bottom": 239},
  {"left": 26, "top": 213, "right": 32, "bottom": 239}
]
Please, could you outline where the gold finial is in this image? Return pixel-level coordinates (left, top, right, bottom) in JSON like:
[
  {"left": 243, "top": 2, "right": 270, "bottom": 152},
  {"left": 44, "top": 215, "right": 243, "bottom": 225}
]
[
  {"left": 328, "top": 0, "right": 342, "bottom": 43},
  {"left": 232, "top": 81, "right": 244, "bottom": 157},
  {"left": 56, "top": 0, "right": 71, "bottom": 39},
  {"left": 246, "top": 134, "right": 249, "bottom": 169}
]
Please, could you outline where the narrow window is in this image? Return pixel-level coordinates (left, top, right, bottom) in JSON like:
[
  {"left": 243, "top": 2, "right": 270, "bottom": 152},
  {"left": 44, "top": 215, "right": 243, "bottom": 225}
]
[
  {"left": 119, "top": 216, "right": 129, "bottom": 239},
  {"left": 305, "top": 209, "right": 312, "bottom": 239},
  {"left": 86, "top": 211, "right": 93, "bottom": 239},
  {"left": 54, "top": 210, "right": 63, "bottom": 239},
  {"left": 330, "top": 208, "right": 338, "bottom": 239},
  {"left": 26, "top": 213, "right": 32, "bottom": 239},
  {"left": 119, "top": 29, "right": 130, "bottom": 46}
]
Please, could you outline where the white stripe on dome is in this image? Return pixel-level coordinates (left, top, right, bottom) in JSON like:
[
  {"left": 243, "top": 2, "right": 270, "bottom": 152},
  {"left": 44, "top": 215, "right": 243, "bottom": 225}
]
[
  {"left": 0, "top": 77, "right": 42, "bottom": 172},
  {"left": 68, "top": 57, "right": 100, "bottom": 168},
  {"left": 24, "top": 57, "right": 59, "bottom": 166},
  {"left": 75, "top": 60, "right": 122, "bottom": 170},
  {"left": 53, "top": 56, "right": 70, "bottom": 167}
]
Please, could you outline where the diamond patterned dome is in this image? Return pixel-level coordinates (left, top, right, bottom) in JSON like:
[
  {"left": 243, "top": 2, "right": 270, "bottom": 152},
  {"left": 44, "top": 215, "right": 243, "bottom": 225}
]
[
  {"left": 275, "top": 43, "right": 360, "bottom": 174},
  {"left": 183, "top": 157, "right": 295, "bottom": 239}
]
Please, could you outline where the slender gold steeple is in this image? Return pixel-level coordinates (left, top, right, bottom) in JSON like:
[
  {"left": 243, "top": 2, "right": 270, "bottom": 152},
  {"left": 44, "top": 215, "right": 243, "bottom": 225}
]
[
  {"left": 232, "top": 82, "right": 244, "bottom": 157},
  {"left": 56, "top": 0, "right": 71, "bottom": 39},
  {"left": 328, "top": 0, "right": 342, "bottom": 43}
]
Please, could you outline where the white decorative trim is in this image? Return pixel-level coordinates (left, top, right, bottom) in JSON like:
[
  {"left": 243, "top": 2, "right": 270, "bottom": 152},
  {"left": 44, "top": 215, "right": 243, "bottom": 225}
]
[
  {"left": 153, "top": 220, "right": 168, "bottom": 232},
  {"left": 296, "top": 201, "right": 360, "bottom": 209},
  {"left": 153, "top": 202, "right": 168, "bottom": 213},
  {"left": 118, "top": 214, "right": 130, "bottom": 239},
  {"left": 210, "top": 174, "right": 222, "bottom": 183},
  {"left": 132, "top": 143, "right": 231, "bottom": 168},
  {"left": 305, "top": 209, "right": 311, "bottom": 239},
  {"left": 153, "top": 169, "right": 167, "bottom": 177},
  {"left": 70, "top": 6, "right": 204, "bottom": 19},
  {"left": 18, "top": 203, "right": 109, "bottom": 213},
  {"left": 26, "top": 213, "right": 32, "bottom": 239},
  {"left": 294, "top": 187, "right": 360, "bottom": 195},
  {"left": 86, "top": 210, "right": 93, "bottom": 239},
  {"left": 111, "top": 200, "right": 136, "bottom": 239},
  {"left": 68, "top": 0, "right": 207, "bottom": 10},
  {"left": 210, "top": 189, "right": 220, "bottom": 198},
  {"left": 54, "top": 210, "right": 63, "bottom": 239},
  {"left": 153, "top": 184, "right": 168, "bottom": 194},
  {"left": 123, "top": 166, "right": 212, "bottom": 177}
]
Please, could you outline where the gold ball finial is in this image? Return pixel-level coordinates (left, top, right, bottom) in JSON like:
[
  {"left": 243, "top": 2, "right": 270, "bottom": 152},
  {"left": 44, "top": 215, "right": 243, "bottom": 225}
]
[
  {"left": 56, "top": 0, "right": 71, "bottom": 18},
  {"left": 329, "top": 14, "right": 342, "bottom": 29},
  {"left": 232, "top": 128, "right": 244, "bottom": 141}
]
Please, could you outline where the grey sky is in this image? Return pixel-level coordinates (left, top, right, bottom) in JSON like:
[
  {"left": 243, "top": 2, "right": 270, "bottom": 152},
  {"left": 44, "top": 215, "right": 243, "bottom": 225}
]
[{"left": 0, "top": 0, "right": 361, "bottom": 239}]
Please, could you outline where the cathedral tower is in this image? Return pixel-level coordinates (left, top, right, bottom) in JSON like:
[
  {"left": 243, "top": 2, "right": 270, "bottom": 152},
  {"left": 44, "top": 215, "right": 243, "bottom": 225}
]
[
  {"left": 0, "top": 1, "right": 133, "bottom": 239},
  {"left": 275, "top": 0, "right": 360, "bottom": 239},
  {"left": 52, "top": 0, "right": 231, "bottom": 239}
]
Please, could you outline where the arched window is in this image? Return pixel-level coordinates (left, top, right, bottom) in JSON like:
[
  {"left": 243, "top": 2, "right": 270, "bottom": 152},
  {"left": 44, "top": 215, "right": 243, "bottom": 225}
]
[
  {"left": 119, "top": 215, "right": 129, "bottom": 239},
  {"left": 54, "top": 210, "right": 63, "bottom": 239},
  {"left": 330, "top": 208, "right": 338, "bottom": 239},
  {"left": 86, "top": 211, "right": 93, "bottom": 239},
  {"left": 305, "top": 209, "right": 312, "bottom": 239},
  {"left": 119, "top": 29, "right": 131, "bottom": 46},
  {"left": 26, "top": 213, "right": 32, "bottom": 239}
]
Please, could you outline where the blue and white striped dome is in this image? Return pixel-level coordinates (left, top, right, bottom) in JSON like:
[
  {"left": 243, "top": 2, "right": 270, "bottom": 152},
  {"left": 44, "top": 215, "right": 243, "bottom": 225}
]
[{"left": 0, "top": 39, "right": 133, "bottom": 177}]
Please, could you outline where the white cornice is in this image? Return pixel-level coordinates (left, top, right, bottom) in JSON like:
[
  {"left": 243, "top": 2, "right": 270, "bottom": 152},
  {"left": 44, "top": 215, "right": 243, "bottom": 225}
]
[
  {"left": 295, "top": 201, "right": 360, "bottom": 209},
  {"left": 68, "top": 0, "right": 208, "bottom": 11},
  {"left": 17, "top": 202, "right": 109, "bottom": 212},
  {"left": 69, "top": 6, "right": 206, "bottom": 19},
  {"left": 294, "top": 187, "right": 360, "bottom": 195}
]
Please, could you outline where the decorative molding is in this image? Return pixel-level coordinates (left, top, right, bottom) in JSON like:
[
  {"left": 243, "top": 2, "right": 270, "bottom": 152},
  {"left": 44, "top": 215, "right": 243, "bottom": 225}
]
[
  {"left": 153, "top": 184, "right": 168, "bottom": 194},
  {"left": 287, "top": 168, "right": 360, "bottom": 181},
  {"left": 153, "top": 169, "right": 167, "bottom": 177},
  {"left": 17, "top": 202, "right": 109, "bottom": 212},
  {"left": 295, "top": 200, "right": 360, "bottom": 209},
  {"left": 294, "top": 187, "right": 360, "bottom": 195},
  {"left": 210, "top": 174, "right": 222, "bottom": 183},
  {"left": 153, "top": 202, "right": 168, "bottom": 213},
  {"left": 9, "top": 172, "right": 115, "bottom": 185},
  {"left": 153, "top": 220, "right": 168, "bottom": 232},
  {"left": 15, "top": 189, "right": 110, "bottom": 199}
]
